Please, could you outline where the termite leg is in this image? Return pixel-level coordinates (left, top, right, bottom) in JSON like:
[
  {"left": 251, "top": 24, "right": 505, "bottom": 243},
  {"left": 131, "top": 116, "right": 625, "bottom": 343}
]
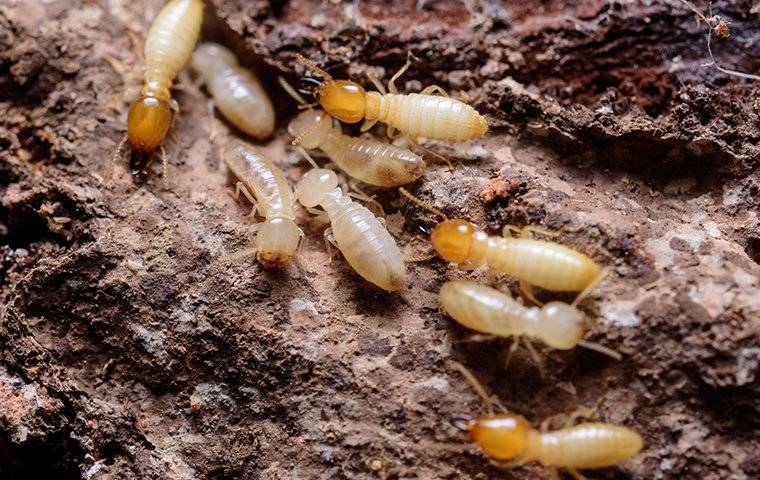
[
  {"left": 456, "top": 333, "right": 498, "bottom": 343},
  {"left": 348, "top": 181, "right": 385, "bottom": 217},
  {"left": 295, "top": 228, "right": 306, "bottom": 256},
  {"left": 386, "top": 125, "right": 399, "bottom": 139},
  {"left": 232, "top": 182, "right": 259, "bottom": 217},
  {"left": 410, "top": 139, "right": 453, "bottom": 171},
  {"left": 206, "top": 99, "right": 218, "bottom": 142},
  {"left": 521, "top": 225, "right": 560, "bottom": 238},
  {"left": 294, "top": 146, "right": 320, "bottom": 168},
  {"left": 292, "top": 228, "right": 307, "bottom": 274},
  {"left": 387, "top": 54, "right": 414, "bottom": 95},
  {"left": 502, "top": 225, "right": 522, "bottom": 238},
  {"left": 485, "top": 268, "right": 500, "bottom": 287},
  {"left": 566, "top": 469, "right": 588, "bottom": 480},
  {"left": 106, "top": 85, "right": 141, "bottom": 113},
  {"left": 572, "top": 268, "right": 608, "bottom": 307},
  {"left": 323, "top": 227, "right": 338, "bottom": 263},
  {"left": 124, "top": 24, "right": 144, "bottom": 63},
  {"left": 522, "top": 337, "right": 545, "bottom": 377},
  {"left": 564, "top": 403, "right": 600, "bottom": 428},
  {"left": 173, "top": 71, "right": 204, "bottom": 99},
  {"left": 109, "top": 134, "right": 129, "bottom": 180},
  {"left": 491, "top": 458, "right": 528, "bottom": 470},
  {"left": 504, "top": 337, "right": 520, "bottom": 368},
  {"left": 167, "top": 99, "right": 181, "bottom": 140},
  {"left": 307, "top": 206, "right": 327, "bottom": 216},
  {"left": 539, "top": 416, "right": 553, "bottom": 433},
  {"left": 348, "top": 191, "right": 385, "bottom": 218},
  {"left": 519, "top": 280, "right": 543, "bottom": 306},
  {"left": 548, "top": 468, "right": 561, "bottom": 480},
  {"left": 419, "top": 84, "right": 449, "bottom": 97},
  {"left": 360, "top": 119, "right": 379, "bottom": 132},
  {"left": 460, "top": 259, "right": 483, "bottom": 271},
  {"left": 366, "top": 72, "right": 387, "bottom": 95},
  {"left": 504, "top": 224, "right": 560, "bottom": 239}
]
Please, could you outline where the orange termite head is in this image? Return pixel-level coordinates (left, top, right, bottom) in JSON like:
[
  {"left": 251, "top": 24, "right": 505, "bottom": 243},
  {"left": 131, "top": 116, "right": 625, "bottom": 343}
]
[
  {"left": 318, "top": 79, "right": 367, "bottom": 124},
  {"left": 127, "top": 95, "right": 172, "bottom": 152},
  {"left": 430, "top": 219, "right": 487, "bottom": 263},
  {"left": 451, "top": 413, "right": 530, "bottom": 461},
  {"left": 294, "top": 54, "right": 367, "bottom": 124}
]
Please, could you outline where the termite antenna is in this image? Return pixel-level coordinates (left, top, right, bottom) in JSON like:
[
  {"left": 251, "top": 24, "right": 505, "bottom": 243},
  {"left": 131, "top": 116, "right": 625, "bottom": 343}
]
[
  {"left": 450, "top": 413, "right": 475, "bottom": 432},
  {"left": 577, "top": 340, "right": 622, "bottom": 361},
  {"left": 294, "top": 54, "right": 332, "bottom": 81},
  {"left": 449, "top": 360, "right": 505, "bottom": 415},
  {"left": 398, "top": 187, "right": 448, "bottom": 222},
  {"left": 221, "top": 247, "right": 257, "bottom": 265},
  {"left": 291, "top": 118, "right": 329, "bottom": 147}
]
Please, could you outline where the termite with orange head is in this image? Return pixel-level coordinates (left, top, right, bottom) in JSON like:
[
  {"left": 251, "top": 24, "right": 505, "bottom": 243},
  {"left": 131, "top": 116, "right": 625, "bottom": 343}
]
[
  {"left": 191, "top": 43, "right": 275, "bottom": 140},
  {"left": 449, "top": 363, "right": 643, "bottom": 478},
  {"left": 295, "top": 167, "right": 405, "bottom": 291},
  {"left": 111, "top": 0, "right": 204, "bottom": 180},
  {"left": 431, "top": 219, "right": 605, "bottom": 303},
  {"left": 224, "top": 140, "right": 303, "bottom": 268},
  {"left": 440, "top": 280, "right": 621, "bottom": 362},
  {"left": 294, "top": 54, "right": 488, "bottom": 142},
  {"left": 279, "top": 77, "right": 426, "bottom": 187}
]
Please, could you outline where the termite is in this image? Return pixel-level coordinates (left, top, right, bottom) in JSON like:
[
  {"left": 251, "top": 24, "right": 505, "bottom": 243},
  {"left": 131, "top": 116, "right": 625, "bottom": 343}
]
[
  {"left": 295, "top": 167, "right": 405, "bottom": 291},
  {"left": 192, "top": 42, "right": 275, "bottom": 140},
  {"left": 111, "top": 0, "right": 204, "bottom": 180},
  {"left": 440, "top": 280, "right": 621, "bottom": 361},
  {"left": 449, "top": 362, "right": 643, "bottom": 479},
  {"left": 279, "top": 77, "right": 426, "bottom": 187},
  {"left": 431, "top": 219, "right": 604, "bottom": 303},
  {"left": 294, "top": 54, "right": 488, "bottom": 142},
  {"left": 224, "top": 140, "right": 303, "bottom": 268}
]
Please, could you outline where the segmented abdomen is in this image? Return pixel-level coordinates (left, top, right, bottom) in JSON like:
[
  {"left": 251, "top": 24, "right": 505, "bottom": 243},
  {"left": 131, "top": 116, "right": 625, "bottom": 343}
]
[
  {"left": 206, "top": 67, "right": 275, "bottom": 140},
  {"left": 376, "top": 93, "right": 487, "bottom": 141},
  {"left": 484, "top": 238, "right": 600, "bottom": 292},
  {"left": 329, "top": 200, "right": 405, "bottom": 291},
  {"left": 321, "top": 134, "right": 424, "bottom": 187},
  {"left": 527, "top": 423, "right": 643, "bottom": 469},
  {"left": 223, "top": 141, "right": 295, "bottom": 220},
  {"left": 439, "top": 281, "right": 526, "bottom": 337},
  {"left": 144, "top": 0, "right": 203, "bottom": 88}
]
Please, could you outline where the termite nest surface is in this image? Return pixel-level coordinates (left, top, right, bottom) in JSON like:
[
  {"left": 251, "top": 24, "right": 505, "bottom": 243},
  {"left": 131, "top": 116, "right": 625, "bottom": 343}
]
[{"left": 0, "top": 1, "right": 758, "bottom": 479}]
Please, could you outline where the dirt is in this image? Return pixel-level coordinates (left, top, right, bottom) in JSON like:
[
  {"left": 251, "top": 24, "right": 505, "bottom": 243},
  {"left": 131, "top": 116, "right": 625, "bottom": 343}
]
[{"left": 0, "top": 0, "right": 758, "bottom": 479}]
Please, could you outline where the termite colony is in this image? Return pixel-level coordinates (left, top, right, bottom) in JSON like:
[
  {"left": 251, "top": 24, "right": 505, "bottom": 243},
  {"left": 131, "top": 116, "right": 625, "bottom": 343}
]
[{"left": 107, "top": 1, "right": 643, "bottom": 476}]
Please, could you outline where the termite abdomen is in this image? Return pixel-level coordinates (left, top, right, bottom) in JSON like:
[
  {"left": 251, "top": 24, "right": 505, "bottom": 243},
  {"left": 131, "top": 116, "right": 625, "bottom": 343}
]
[
  {"left": 192, "top": 42, "right": 275, "bottom": 140},
  {"left": 288, "top": 109, "right": 425, "bottom": 187}
]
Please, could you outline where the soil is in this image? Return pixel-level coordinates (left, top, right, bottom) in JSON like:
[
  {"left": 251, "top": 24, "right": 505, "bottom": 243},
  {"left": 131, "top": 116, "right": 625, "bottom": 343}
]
[{"left": 1, "top": 0, "right": 759, "bottom": 479}]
